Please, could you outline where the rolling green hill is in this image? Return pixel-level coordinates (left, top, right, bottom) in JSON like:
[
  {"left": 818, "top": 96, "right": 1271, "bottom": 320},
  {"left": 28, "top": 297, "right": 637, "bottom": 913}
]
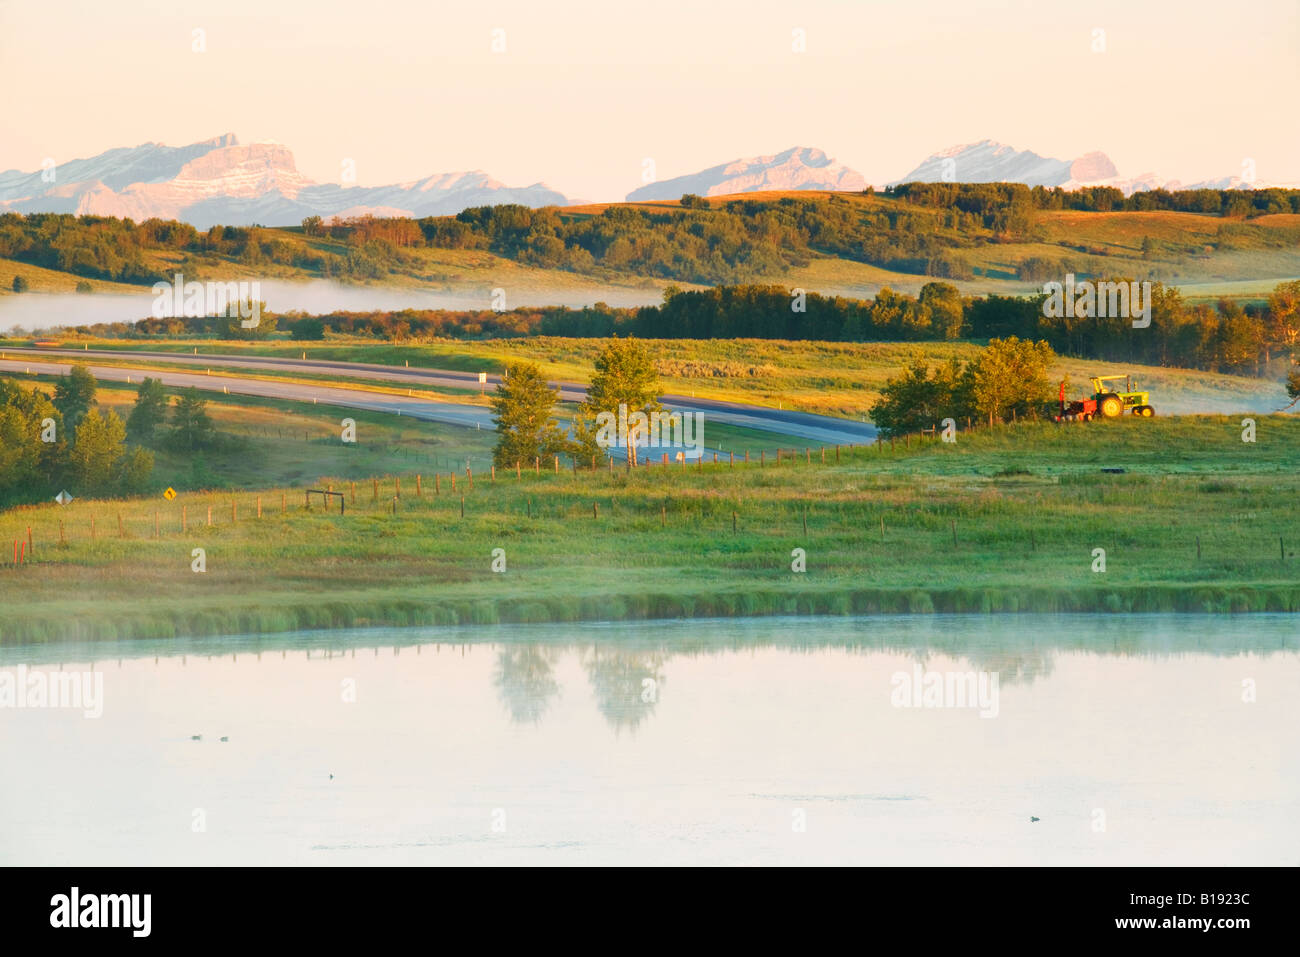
[{"left": 2, "top": 189, "right": 1297, "bottom": 303}]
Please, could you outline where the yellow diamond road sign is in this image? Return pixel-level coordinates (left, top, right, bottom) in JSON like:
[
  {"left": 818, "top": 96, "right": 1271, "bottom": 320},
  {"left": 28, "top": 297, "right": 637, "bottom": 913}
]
[{"left": 163, "top": 487, "right": 177, "bottom": 500}]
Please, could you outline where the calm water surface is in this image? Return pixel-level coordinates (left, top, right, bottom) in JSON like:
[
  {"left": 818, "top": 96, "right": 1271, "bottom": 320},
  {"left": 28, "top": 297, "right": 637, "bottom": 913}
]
[{"left": 2, "top": 614, "right": 1297, "bottom": 865}]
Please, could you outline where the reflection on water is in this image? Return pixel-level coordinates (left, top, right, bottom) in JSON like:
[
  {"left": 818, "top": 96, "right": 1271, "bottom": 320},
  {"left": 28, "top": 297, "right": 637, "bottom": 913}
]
[
  {"left": 1, "top": 615, "right": 1297, "bottom": 865},
  {"left": 494, "top": 645, "right": 562, "bottom": 726}
]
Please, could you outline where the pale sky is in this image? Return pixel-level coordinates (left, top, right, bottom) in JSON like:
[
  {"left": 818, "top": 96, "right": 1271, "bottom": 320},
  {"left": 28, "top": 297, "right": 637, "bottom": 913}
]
[{"left": 2, "top": 0, "right": 1297, "bottom": 200}]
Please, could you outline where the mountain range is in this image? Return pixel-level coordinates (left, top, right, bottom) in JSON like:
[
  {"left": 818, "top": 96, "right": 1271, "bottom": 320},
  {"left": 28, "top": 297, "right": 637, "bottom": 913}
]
[
  {"left": 0, "top": 134, "right": 567, "bottom": 229},
  {"left": 1, "top": 135, "right": 1285, "bottom": 229},
  {"left": 625, "top": 147, "right": 866, "bottom": 201},
  {"left": 888, "top": 139, "right": 1241, "bottom": 194}
]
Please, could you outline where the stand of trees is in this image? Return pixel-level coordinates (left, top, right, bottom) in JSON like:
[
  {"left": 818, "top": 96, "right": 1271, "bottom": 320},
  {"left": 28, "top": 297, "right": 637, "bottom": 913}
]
[
  {"left": 870, "top": 338, "right": 1057, "bottom": 436},
  {"left": 490, "top": 340, "right": 662, "bottom": 468},
  {"left": 0, "top": 367, "right": 153, "bottom": 507},
  {"left": 489, "top": 363, "right": 569, "bottom": 468}
]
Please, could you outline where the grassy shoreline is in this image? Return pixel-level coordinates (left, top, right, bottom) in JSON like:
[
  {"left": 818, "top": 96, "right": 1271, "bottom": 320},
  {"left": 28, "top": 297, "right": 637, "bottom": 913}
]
[
  {"left": 3, "top": 414, "right": 1298, "bottom": 645},
  {"left": 5, "top": 584, "right": 1299, "bottom": 645}
]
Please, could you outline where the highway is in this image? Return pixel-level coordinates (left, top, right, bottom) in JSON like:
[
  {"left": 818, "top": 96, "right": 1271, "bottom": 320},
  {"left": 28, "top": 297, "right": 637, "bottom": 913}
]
[{"left": 0, "top": 346, "right": 879, "bottom": 446}]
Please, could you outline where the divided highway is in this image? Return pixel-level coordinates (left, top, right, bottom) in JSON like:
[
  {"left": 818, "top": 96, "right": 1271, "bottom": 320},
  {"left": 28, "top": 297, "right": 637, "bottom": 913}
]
[{"left": 0, "top": 346, "right": 878, "bottom": 446}]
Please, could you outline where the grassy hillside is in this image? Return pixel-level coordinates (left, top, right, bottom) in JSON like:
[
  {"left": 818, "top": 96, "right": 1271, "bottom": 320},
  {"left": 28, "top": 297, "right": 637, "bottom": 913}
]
[
  {"left": 0, "top": 259, "right": 145, "bottom": 295},
  {"left": 3, "top": 414, "right": 1298, "bottom": 643},
  {"left": 3, "top": 191, "right": 1297, "bottom": 303}
]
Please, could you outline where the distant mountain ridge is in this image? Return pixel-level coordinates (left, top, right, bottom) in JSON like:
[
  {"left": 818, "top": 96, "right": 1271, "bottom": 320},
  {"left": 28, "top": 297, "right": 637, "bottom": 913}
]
[
  {"left": 890, "top": 139, "right": 1293, "bottom": 195},
  {"left": 0, "top": 134, "right": 568, "bottom": 229},
  {"left": 626, "top": 147, "right": 866, "bottom": 201},
  {"left": 3, "top": 136, "right": 1292, "bottom": 229}
]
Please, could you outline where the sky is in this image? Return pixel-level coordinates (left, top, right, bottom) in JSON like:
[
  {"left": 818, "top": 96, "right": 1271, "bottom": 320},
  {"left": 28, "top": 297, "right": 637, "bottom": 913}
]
[{"left": 2, "top": 0, "right": 1297, "bottom": 200}]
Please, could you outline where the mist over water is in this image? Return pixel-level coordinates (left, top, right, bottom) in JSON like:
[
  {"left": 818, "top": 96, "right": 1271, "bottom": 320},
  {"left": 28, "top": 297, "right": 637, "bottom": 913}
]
[{"left": 0, "top": 280, "right": 664, "bottom": 333}]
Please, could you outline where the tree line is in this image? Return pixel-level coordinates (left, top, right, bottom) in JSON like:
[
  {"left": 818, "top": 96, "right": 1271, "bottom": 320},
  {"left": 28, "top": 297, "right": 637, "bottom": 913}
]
[{"left": 888, "top": 181, "right": 1300, "bottom": 218}]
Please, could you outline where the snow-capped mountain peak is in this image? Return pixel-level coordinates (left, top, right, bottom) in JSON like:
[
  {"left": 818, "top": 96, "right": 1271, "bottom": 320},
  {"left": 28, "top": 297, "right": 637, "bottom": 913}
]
[
  {"left": 626, "top": 146, "right": 867, "bottom": 201},
  {"left": 0, "top": 135, "right": 568, "bottom": 228}
]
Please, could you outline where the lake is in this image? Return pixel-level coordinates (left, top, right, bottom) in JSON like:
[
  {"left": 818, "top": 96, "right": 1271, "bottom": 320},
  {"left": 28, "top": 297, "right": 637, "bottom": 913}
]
[{"left": 1, "top": 614, "right": 1296, "bottom": 865}]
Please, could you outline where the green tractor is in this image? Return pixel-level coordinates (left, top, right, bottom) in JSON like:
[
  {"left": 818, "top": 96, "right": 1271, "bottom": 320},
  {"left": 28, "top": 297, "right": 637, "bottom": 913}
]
[
  {"left": 1056, "top": 374, "right": 1154, "bottom": 421},
  {"left": 1091, "top": 374, "right": 1154, "bottom": 418}
]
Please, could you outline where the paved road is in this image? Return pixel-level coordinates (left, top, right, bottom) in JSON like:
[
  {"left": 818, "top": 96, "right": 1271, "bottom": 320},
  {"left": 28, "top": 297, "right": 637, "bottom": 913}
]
[{"left": 0, "top": 346, "right": 878, "bottom": 446}]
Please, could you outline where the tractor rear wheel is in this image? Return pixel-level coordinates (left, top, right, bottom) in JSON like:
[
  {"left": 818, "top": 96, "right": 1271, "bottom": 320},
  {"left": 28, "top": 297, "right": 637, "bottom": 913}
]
[{"left": 1099, "top": 394, "right": 1123, "bottom": 418}]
